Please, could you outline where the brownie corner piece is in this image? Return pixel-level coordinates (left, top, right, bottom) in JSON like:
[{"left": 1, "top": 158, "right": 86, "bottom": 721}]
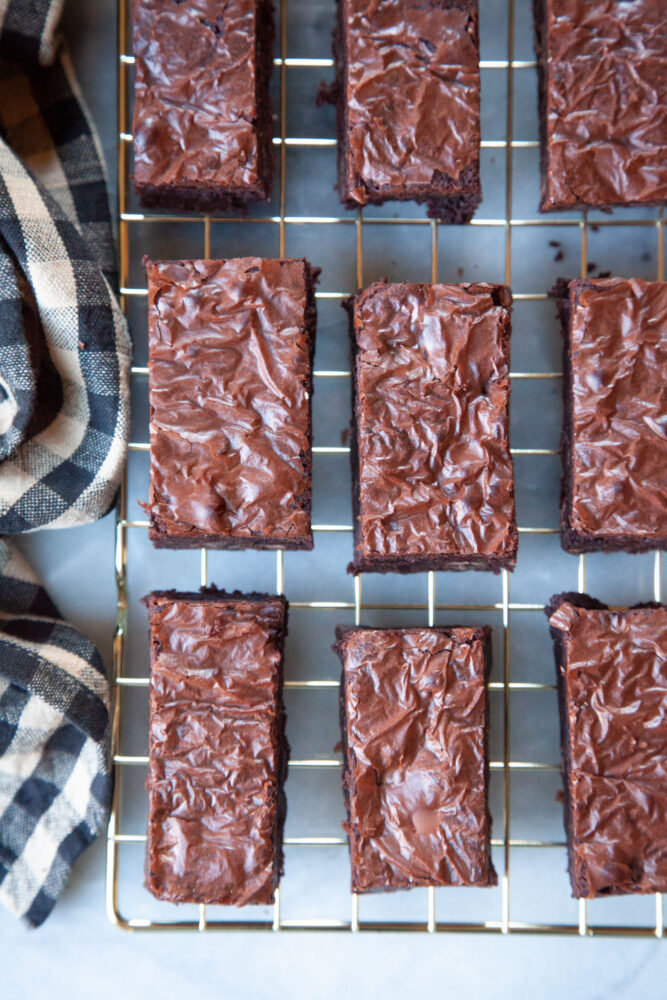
[
  {"left": 534, "top": 0, "right": 667, "bottom": 212},
  {"left": 145, "top": 589, "right": 289, "bottom": 906},
  {"left": 145, "top": 257, "right": 316, "bottom": 550},
  {"left": 557, "top": 277, "right": 667, "bottom": 554},
  {"left": 547, "top": 594, "right": 667, "bottom": 898},
  {"left": 336, "top": 625, "right": 496, "bottom": 892},
  {"left": 132, "top": 0, "right": 274, "bottom": 210},
  {"left": 348, "top": 281, "right": 517, "bottom": 574},
  {"left": 335, "top": 0, "right": 481, "bottom": 221}
]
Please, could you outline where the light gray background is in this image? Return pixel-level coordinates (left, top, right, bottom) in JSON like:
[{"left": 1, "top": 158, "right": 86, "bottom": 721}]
[{"left": 2, "top": 0, "right": 666, "bottom": 996}]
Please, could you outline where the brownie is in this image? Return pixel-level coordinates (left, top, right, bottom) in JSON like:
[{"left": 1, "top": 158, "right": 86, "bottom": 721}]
[
  {"left": 553, "top": 277, "right": 667, "bottom": 554},
  {"left": 143, "top": 257, "right": 317, "bottom": 550},
  {"left": 547, "top": 593, "right": 667, "bottom": 898},
  {"left": 132, "top": 0, "right": 274, "bottom": 210},
  {"left": 347, "top": 281, "right": 518, "bottom": 574},
  {"left": 534, "top": 0, "right": 667, "bottom": 212},
  {"left": 330, "top": 0, "right": 481, "bottom": 222},
  {"left": 334, "top": 626, "right": 497, "bottom": 892},
  {"left": 144, "top": 589, "right": 289, "bottom": 906}
]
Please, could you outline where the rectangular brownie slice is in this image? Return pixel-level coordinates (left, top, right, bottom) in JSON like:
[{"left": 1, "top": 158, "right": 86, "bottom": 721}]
[
  {"left": 334, "top": 625, "right": 497, "bottom": 892},
  {"left": 547, "top": 593, "right": 667, "bottom": 898},
  {"left": 144, "top": 257, "right": 316, "bottom": 550},
  {"left": 348, "top": 281, "right": 517, "bottom": 574},
  {"left": 332, "top": 0, "right": 481, "bottom": 222},
  {"left": 144, "top": 589, "right": 289, "bottom": 906},
  {"left": 534, "top": 0, "right": 667, "bottom": 212},
  {"left": 554, "top": 277, "right": 667, "bottom": 554},
  {"left": 132, "top": 0, "right": 274, "bottom": 210}
]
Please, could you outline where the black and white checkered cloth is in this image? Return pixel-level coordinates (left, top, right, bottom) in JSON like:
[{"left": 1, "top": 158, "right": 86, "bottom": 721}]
[
  {"left": 0, "top": 0, "right": 128, "bottom": 926},
  {"left": 0, "top": 540, "right": 111, "bottom": 927},
  {"left": 0, "top": 0, "right": 131, "bottom": 533}
]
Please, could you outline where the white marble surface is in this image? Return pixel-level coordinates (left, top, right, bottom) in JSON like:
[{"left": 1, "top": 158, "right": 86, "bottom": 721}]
[{"left": 2, "top": 1, "right": 666, "bottom": 995}]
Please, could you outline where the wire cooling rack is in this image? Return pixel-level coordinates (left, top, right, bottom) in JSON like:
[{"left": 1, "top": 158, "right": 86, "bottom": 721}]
[{"left": 107, "top": 0, "right": 666, "bottom": 936}]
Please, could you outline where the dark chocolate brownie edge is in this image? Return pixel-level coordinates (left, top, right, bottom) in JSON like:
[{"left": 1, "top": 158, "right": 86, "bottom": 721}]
[
  {"left": 254, "top": 0, "right": 276, "bottom": 203},
  {"left": 552, "top": 279, "right": 667, "bottom": 555},
  {"left": 333, "top": 626, "right": 361, "bottom": 891},
  {"left": 545, "top": 591, "right": 590, "bottom": 897},
  {"left": 135, "top": 181, "right": 267, "bottom": 213},
  {"left": 533, "top": 0, "right": 552, "bottom": 214},
  {"left": 348, "top": 552, "right": 514, "bottom": 575},
  {"left": 148, "top": 531, "right": 313, "bottom": 551},
  {"left": 344, "top": 292, "right": 363, "bottom": 577},
  {"left": 480, "top": 625, "right": 498, "bottom": 888},
  {"left": 142, "top": 588, "right": 289, "bottom": 608},
  {"left": 297, "top": 259, "right": 319, "bottom": 550},
  {"left": 270, "top": 597, "right": 290, "bottom": 897}
]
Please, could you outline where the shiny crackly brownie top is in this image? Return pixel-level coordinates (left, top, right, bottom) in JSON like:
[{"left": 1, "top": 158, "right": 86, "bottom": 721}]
[
  {"left": 132, "top": 0, "right": 265, "bottom": 193},
  {"left": 145, "top": 258, "right": 313, "bottom": 546},
  {"left": 540, "top": 0, "right": 667, "bottom": 209},
  {"left": 352, "top": 281, "right": 517, "bottom": 567},
  {"left": 337, "top": 625, "right": 496, "bottom": 891},
  {"left": 566, "top": 278, "right": 667, "bottom": 542},
  {"left": 145, "top": 591, "right": 287, "bottom": 906},
  {"left": 549, "top": 598, "right": 667, "bottom": 896},
  {"left": 342, "top": 0, "right": 480, "bottom": 201}
]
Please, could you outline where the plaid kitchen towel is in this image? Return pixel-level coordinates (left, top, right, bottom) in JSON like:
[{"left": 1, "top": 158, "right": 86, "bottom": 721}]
[
  {"left": 0, "top": 0, "right": 126, "bottom": 925},
  {"left": 0, "top": 0, "right": 131, "bottom": 533},
  {"left": 0, "top": 539, "right": 111, "bottom": 927}
]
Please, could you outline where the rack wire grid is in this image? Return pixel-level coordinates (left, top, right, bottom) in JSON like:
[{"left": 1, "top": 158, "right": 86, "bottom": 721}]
[{"left": 107, "top": 0, "right": 666, "bottom": 936}]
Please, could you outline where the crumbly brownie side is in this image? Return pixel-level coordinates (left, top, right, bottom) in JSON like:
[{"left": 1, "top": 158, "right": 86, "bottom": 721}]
[
  {"left": 533, "top": 0, "right": 551, "bottom": 213},
  {"left": 545, "top": 591, "right": 607, "bottom": 897}
]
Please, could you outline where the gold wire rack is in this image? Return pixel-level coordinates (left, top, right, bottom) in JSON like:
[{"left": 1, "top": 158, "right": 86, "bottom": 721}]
[{"left": 107, "top": 0, "right": 666, "bottom": 936}]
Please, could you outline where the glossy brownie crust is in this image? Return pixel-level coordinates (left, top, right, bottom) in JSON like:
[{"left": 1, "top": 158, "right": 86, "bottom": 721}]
[
  {"left": 553, "top": 278, "right": 667, "bottom": 554},
  {"left": 333, "top": 0, "right": 481, "bottom": 221},
  {"left": 547, "top": 593, "right": 667, "bottom": 898},
  {"left": 347, "top": 281, "right": 518, "bottom": 574},
  {"left": 132, "top": 0, "right": 274, "bottom": 210},
  {"left": 144, "top": 257, "right": 316, "bottom": 550},
  {"left": 534, "top": 0, "right": 667, "bottom": 212},
  {"left": 144, "top": 590, "right": 289, "bottom": 906},
  {"left": 335, "top": 626, "right": 496, "bottom": 892}
]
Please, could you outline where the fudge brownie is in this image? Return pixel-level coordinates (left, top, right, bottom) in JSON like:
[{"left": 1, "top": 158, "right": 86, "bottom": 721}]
[
  {"left": 534, "top": 0, "right": 667, "bottom": 212},
  {"left": 132, "top": 0, "right": 274, "bottom": 210},
  {"left": 547, "top": 593, "right": 667, "bottom": 898},
  {"left": 143, "top": 257, "right": 317, "bottom": 550},
  {"left": 334, "top": 626, "right": 497, "bottom": 892},
  {"left": 553, "top": 277, "right": 667, "bottom": 554},
  {"left": 330, "top": 0, "right": 481, "bottom": 221},
  {"left": 347, "top": 281, "right": 518, "bottom": 574},
  {"left": 144, "top": 589, "right": 289, "bottom": 906}
]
